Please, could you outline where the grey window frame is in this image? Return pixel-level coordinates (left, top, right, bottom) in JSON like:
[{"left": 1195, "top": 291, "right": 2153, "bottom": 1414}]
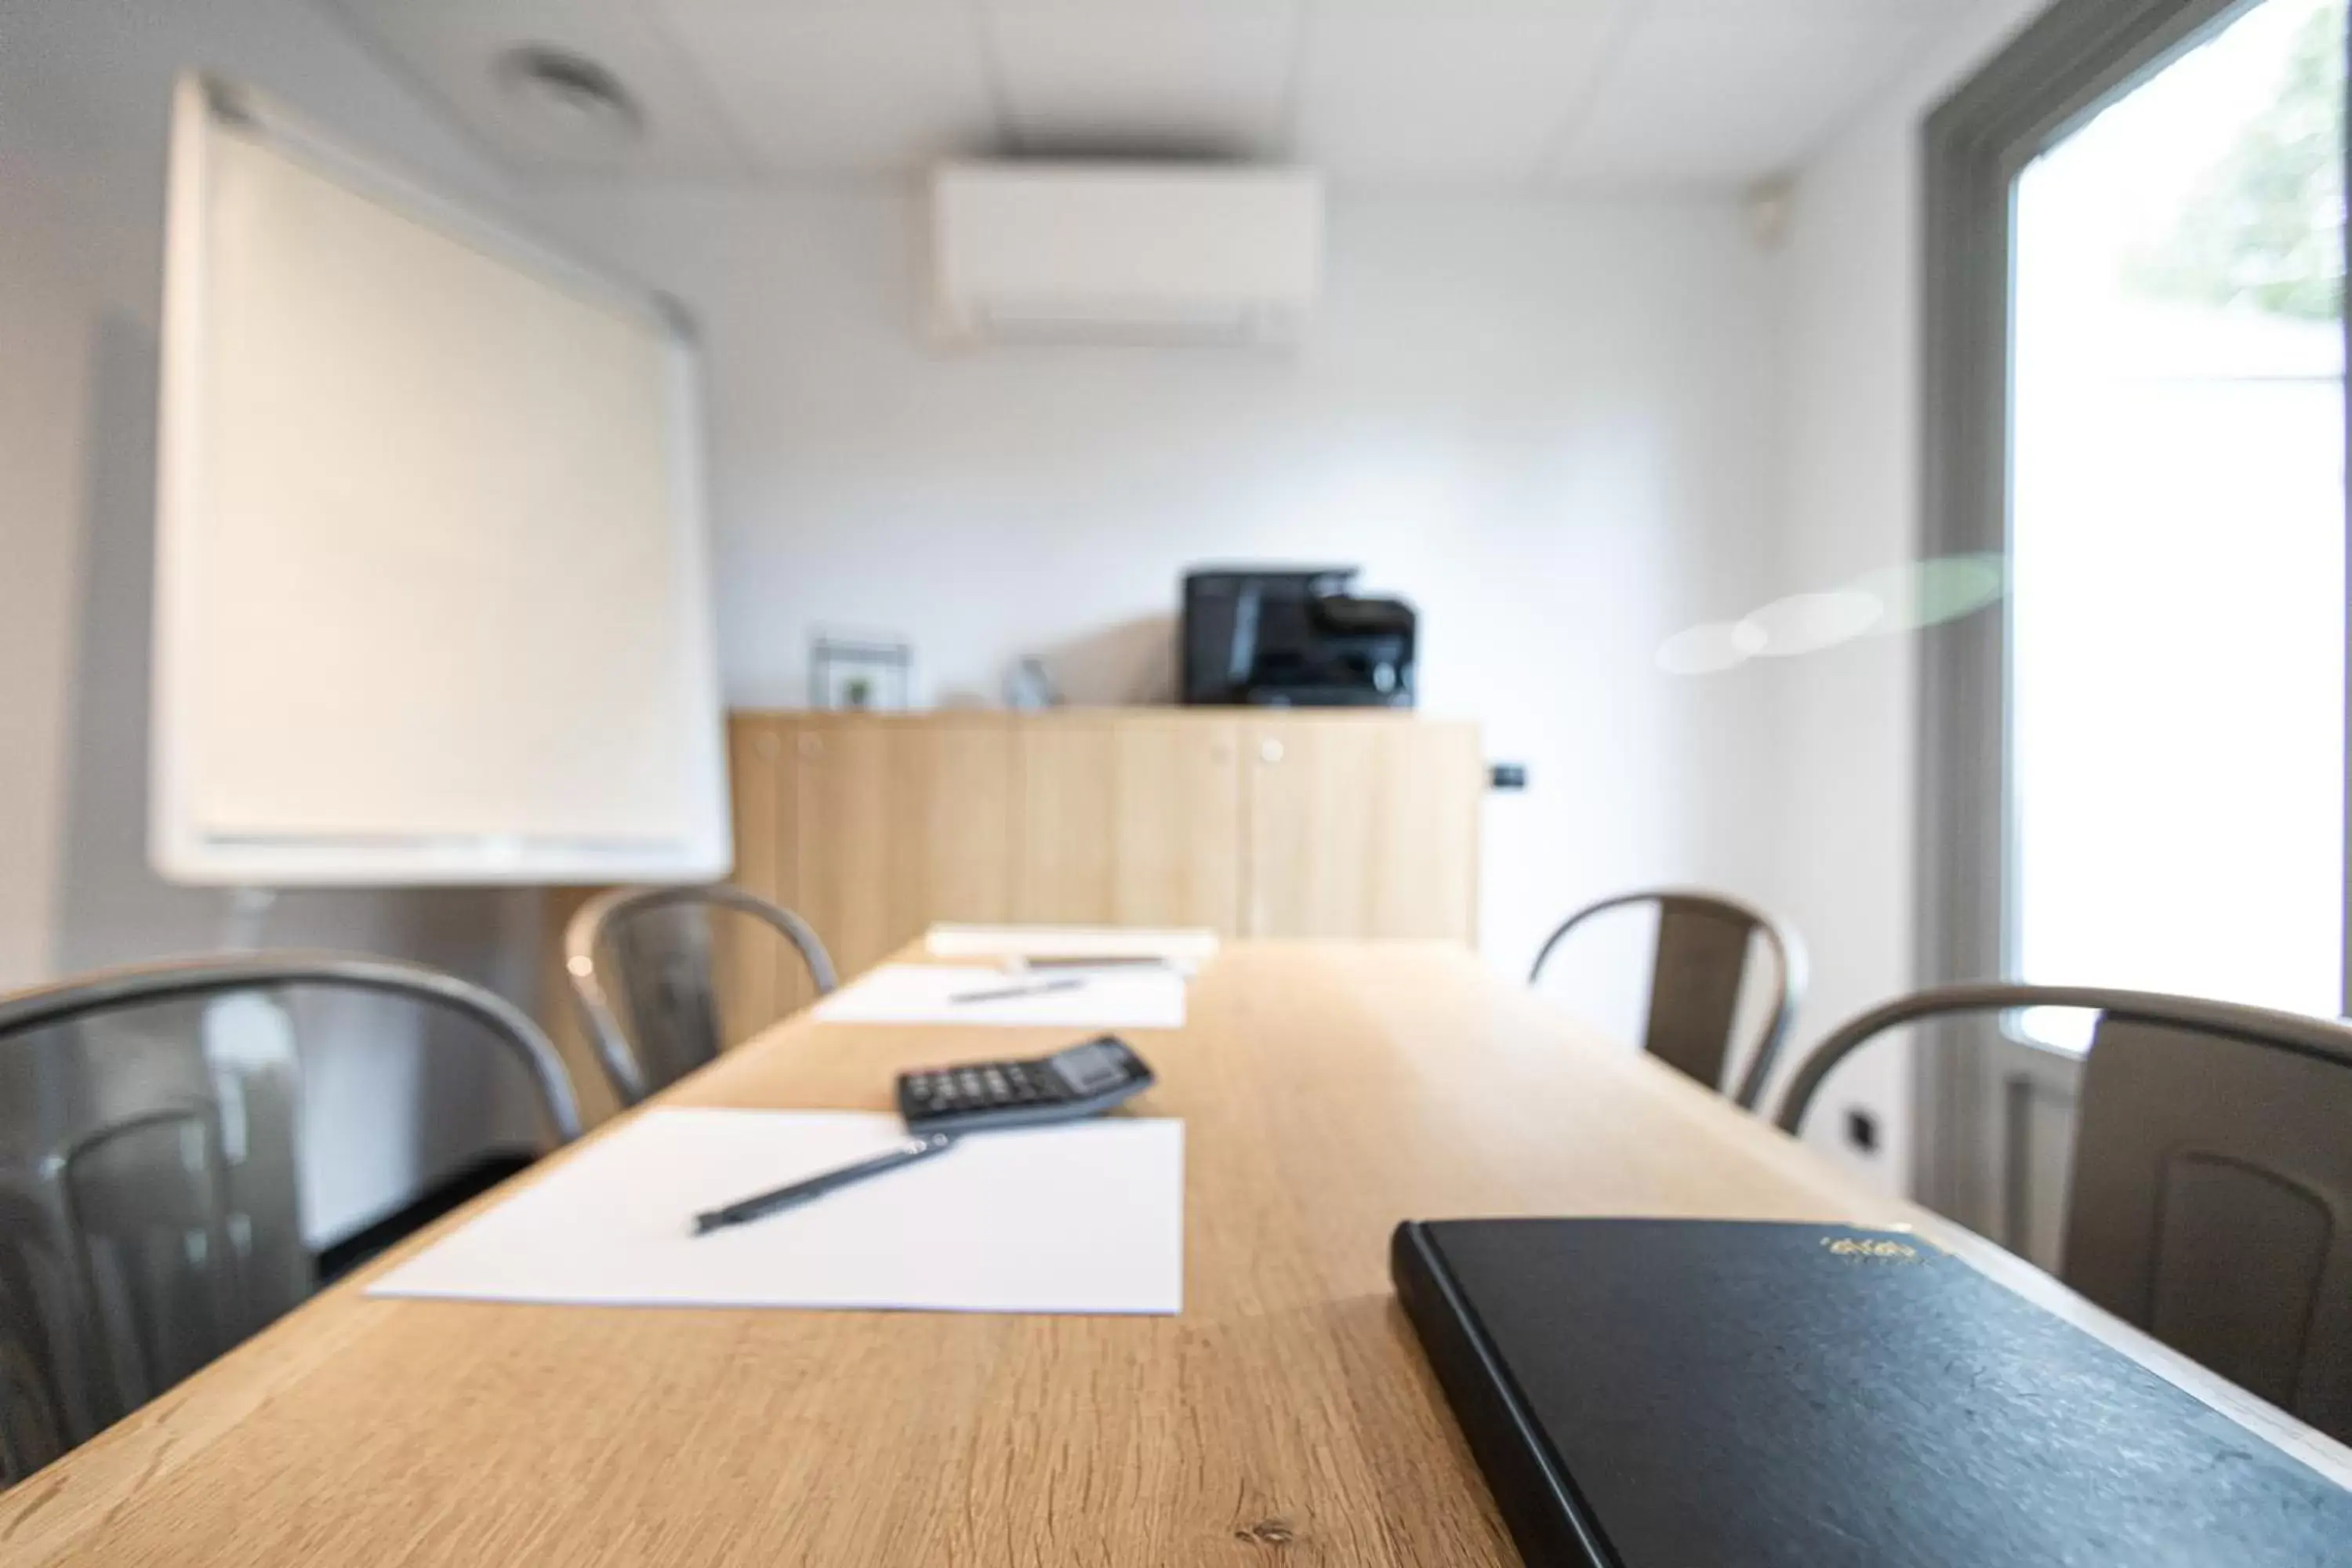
[{"left": 1915, "top": 0, "right": 2349, "bottom": 1214}]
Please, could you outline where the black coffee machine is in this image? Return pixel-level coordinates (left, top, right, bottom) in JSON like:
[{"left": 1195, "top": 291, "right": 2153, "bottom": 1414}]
[{"left": 1179, "top": 567, "right": 1417, "bottom": 708}]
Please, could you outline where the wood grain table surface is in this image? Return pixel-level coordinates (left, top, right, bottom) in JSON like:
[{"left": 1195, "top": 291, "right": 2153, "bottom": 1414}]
[{"left": 2, "top": 939, "right": 2344, "bottom": 1565}]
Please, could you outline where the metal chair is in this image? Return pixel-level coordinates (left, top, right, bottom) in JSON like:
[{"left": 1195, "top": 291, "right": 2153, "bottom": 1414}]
[
  {"left": 0, "top": 952, "right": 580, "bottom": 1483},
  {"left": 1777, "top": 982, "right": 2352, "bottom": 1443},
  {"left": 564, "top": 884, "right": 837, "bottom": 1107},
  {"left": 1529, "top": 889, "right": 1806, "bottom": 1110}
]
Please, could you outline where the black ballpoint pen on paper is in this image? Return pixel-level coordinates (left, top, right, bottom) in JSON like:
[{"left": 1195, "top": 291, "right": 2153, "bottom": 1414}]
[
  {"left": 691, "top": 1132, "right": 958, "bottom": 1236},
  {"left": 946, "top": 975, "right": 1087, "bottom": 1006}
]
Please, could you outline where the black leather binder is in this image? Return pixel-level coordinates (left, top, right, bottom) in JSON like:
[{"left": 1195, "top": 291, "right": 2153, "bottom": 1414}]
[{"left": 1392, "top": 1218, "right": 2352, "bottom": 1566}]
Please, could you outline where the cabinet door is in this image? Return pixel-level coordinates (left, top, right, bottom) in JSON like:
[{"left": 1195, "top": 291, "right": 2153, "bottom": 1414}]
[
  {"left": 715, "top": 713, "right": 794, "bottom": 1039},
  {"left": 1243, "top": 717, "right": 1481, "bottom": 941},
  {"left": 1014, "top": 717, "right": 1243, "bottom": 933},
  {"left": 784, "top": 717, "right": 1017, "bottom": 1008}
]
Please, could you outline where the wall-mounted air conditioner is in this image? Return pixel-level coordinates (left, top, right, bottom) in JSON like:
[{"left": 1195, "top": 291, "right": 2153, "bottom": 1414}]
[{"left": 930, "top": 162, "right": 1323, "bottom": 347}]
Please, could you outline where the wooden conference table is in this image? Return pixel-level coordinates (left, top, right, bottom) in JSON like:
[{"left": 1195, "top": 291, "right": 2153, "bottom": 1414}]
[{"left": 2, "top": 941, "right": 2346, "bottom": 1565}]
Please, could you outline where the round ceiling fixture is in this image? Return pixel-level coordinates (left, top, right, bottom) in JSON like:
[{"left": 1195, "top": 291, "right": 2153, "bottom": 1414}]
[{"left": 492, "top": 44, "right": 644, "bottom": 151}]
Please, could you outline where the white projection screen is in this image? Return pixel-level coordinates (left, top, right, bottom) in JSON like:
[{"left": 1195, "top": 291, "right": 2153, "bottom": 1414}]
[{"left": 154, "top": 76, "right": 728, "bottom": 884}]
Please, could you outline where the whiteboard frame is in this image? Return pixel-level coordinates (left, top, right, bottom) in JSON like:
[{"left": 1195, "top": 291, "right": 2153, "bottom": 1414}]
[{"left": 154, "top": 74, "right": 731, "bottom": 886}]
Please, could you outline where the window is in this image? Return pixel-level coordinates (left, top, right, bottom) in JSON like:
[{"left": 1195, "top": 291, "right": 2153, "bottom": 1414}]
[{"left": 2009, "top": 0, "right": 2347, "bottom": 1044}]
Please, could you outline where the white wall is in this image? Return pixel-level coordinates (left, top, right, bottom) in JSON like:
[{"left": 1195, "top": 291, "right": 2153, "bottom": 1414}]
[
  {"left": 521, "top": 187, "right": 1789, "bottom": 990},
  {"left": 1757, "top": 0, "right": 2052, "bottom": 1189},
  {"left": 0, "top": 0, "right": 543, "bottom": 1242},
  {"left": 0, "top": 161, "right": 89, "bottom": 987}
]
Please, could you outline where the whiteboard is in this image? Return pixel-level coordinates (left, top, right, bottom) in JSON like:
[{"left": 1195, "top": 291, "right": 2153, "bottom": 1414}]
[{"left": 154, "top": 76, "right": 728, "bottom": 884}]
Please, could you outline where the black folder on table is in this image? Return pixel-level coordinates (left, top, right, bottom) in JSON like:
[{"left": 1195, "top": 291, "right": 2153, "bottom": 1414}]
[{"left": 1392, "top": 1218, "right": 2352, "bottom": 1567}]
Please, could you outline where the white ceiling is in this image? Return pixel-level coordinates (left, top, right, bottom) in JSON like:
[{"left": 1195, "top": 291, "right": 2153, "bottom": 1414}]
[{"left": 324, "top": 0, "right": 1968, "bottom": 192}]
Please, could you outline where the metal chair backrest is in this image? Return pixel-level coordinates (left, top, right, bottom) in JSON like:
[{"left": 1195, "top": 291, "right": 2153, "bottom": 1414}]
[
  {"left": 1529, "top": 889, "right": 1807, "bottom": 1110},
  {"left": 0, "top": 953, "right": 579, "bottom": 1483},
  {"left": 1777, "top": 982, "right": 2352, "bottom": 1443},
  {"left": 564, "top": 884, "right": 838, "bottom": 1106}
]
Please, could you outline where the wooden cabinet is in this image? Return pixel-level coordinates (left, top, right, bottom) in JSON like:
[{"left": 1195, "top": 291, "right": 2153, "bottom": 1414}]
[{"left": 718, "top": 706, "right": 1478, "bottom": 1011}]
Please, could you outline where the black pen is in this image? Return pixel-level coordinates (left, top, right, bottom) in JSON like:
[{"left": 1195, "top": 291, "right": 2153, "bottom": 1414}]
[
  {"left": 691, "top": 1132, "right": 958, "bottom": 1236},
  {"left": 948, "top": 975, "right": 1087, "bottom": 1005}
]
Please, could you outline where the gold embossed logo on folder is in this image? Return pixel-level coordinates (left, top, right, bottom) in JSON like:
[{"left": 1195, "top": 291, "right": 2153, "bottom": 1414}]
[{"left": 1820, "top": 1235, "right": 1920, "bottom": 1261}]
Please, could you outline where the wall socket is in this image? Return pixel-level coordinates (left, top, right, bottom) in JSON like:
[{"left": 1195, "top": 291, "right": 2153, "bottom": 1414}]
[{"left": 1844, "top": 1108, "right": 1880, "bottom": 1155}]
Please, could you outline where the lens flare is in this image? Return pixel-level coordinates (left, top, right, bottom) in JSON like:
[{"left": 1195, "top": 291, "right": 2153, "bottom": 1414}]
[
  {"left": 1656, "top": 620, "right": 1767, "bottom": 674},
  {"left": 1742, "top": 589, "right": 1886, "bottom": 657},
  {"left": 1654, "top": 554, "right": 2007, "bottom": 675}
]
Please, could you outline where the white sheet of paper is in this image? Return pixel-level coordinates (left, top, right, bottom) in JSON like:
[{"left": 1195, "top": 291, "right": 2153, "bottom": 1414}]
[
  {"left": 368, "top": 1109, "right": 1185, "bottom": 1316},
  {"left": 925, "top": 924, "right": 1218, "bottom": 965},
  {"left": 811, "top": 964, "right": 1187, "bottom": 1029}
]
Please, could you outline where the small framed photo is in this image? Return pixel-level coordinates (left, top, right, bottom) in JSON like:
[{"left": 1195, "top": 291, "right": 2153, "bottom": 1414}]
[{"left": 811, "top": 633, "right": 912, "bottom": 711}]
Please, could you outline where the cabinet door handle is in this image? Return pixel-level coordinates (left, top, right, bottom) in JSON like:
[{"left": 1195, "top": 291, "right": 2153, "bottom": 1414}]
[
  {"left": 797, "top": 734, "right": 822, "bottom": 759},
  {"left": 1258, "top": 739, "right": 1284, "bottom": 764}
]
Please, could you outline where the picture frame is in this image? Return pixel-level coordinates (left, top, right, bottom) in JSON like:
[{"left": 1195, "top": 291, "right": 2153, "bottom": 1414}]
[{"left": 811, "top": 633, "right": 913, "bottom": 711}]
